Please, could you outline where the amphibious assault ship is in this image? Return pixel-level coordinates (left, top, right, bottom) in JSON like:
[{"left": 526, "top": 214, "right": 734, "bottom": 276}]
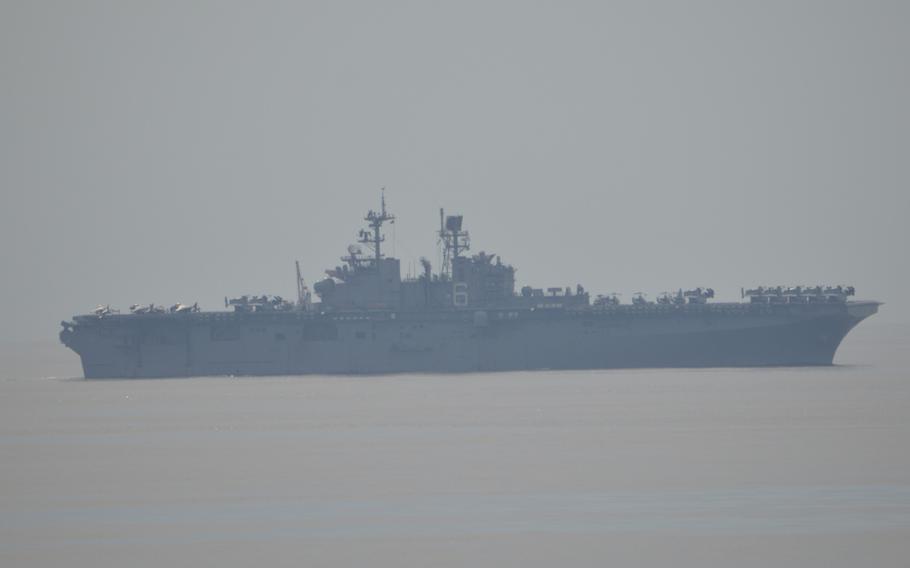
[{"left": 61, "top": 194, "right": 879, "bottom": 378}]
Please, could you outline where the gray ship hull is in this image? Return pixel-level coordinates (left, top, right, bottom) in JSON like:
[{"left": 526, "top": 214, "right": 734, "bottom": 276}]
[{"left": 60, "top": 301, "right": 879, "bottom": 379}]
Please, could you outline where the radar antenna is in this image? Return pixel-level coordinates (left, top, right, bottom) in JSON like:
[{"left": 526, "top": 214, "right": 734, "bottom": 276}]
[
  {"left": 358, "top": 188, "right": 395, "bottom": 264},
  {"left": 438, "top": 208, "right": 470, "bottom": 277}
]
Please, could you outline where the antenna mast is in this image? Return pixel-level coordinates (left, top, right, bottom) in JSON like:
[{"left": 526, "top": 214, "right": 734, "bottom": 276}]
[
  {"left": 359, "top": 188, "right": 395, "bottom": 264},
  {"left": 295, "top": 260, "right": 310, "bottom": 309},
  {"left": 438, "top": 208, "right": 469, "bottom": 278}
]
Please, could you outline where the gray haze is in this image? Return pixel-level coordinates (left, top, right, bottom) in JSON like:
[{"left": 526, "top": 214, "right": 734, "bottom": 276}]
[
  {"left": 2, "top": 1, "right": 909, "bottom": 349},
  {"left": 2, "top": 323, "right": 909, "bottom": 566},
  {"left": 2, "top": 5, "right": 909, "bottom": 564}
]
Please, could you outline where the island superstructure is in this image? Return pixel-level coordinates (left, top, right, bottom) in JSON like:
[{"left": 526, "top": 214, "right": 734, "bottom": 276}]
[{"left": 60, "top": 194, "right": 880, "bottom": 378}]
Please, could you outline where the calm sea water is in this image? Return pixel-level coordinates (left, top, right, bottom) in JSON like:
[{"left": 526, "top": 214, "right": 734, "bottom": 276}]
[{"left": 1, "top": 322, "right": 908, "bottom": 567}]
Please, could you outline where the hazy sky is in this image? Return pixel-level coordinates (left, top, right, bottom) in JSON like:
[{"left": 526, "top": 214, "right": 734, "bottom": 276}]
[{"left": 2, "top": 0, "right": 908, "bottom": 344}]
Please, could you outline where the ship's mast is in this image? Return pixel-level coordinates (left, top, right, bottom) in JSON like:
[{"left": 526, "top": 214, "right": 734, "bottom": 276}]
[
  {"left": 359, "top": 188, "right": 395, "bottom": 264},
  {"left": 295, "top": 260, "right": 310, "bottom": 309},
  {"left": 438, "top": 208, "right": 470, "bottom": 278}
]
